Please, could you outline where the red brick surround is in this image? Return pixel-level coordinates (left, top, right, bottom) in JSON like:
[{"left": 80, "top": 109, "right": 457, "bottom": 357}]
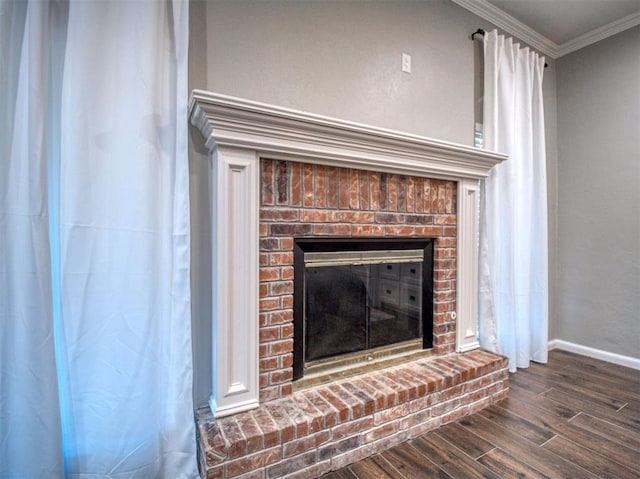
[
  {"left": 258, "top": 159, "right": 459, "bottom": 403},
  {"left": 196, "top": 350, "right": 509, "bottom": 479}
]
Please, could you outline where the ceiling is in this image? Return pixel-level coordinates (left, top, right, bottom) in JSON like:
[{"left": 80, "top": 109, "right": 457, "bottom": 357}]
[
  {"left": 452, "top": 0, "right": 640, "bottom": 58},
  {"left": 488, "top": 0, "right": 640, "bottom": 45}
]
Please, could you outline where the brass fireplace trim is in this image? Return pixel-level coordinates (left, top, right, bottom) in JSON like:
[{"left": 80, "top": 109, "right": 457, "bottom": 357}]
[
  {"left": 293, "top": 339, "right": 433, "bottom": 391},
  {"left": 304, "top": 249, "right": 424, "bottom": 267}
]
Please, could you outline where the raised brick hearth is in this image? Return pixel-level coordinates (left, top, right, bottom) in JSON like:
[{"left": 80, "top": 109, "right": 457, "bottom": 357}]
[
  {"left": 189, "top": 92, "right": 507, "bottom": 479},
  {"left": 196, "top": 350, "right": 508, "bottom": 478}
]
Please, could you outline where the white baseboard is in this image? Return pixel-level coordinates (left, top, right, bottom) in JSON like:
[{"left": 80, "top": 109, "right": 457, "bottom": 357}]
[{"left": 548, "top": 339, "right": 640, "bottom": 370}]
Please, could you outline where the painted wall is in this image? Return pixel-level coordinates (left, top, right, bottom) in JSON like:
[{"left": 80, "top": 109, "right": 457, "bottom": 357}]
[
  {"left": 189, "top": 0, "right": 559, "bottom": 406},
  {"left": 197, "top": 0, "right": 491, "bottom": 145},
  {"left": 556, "top": 26, "right": 640, "bottom": 358},
  {"left": 544, "top": 61, "right": 559, "bottom": 344},
  {"left": 189, "top": 0, "right": 213, "bottom": 408}
]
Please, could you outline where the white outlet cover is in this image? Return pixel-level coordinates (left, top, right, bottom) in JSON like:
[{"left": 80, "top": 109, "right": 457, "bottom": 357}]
[{"left": 402, "top": 53, "right": 411, "bottom": 73}]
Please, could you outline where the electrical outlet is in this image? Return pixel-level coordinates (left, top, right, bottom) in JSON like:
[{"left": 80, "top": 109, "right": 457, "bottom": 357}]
[{"left": 402, "top": 53, "right": 411, "bottom": 73}]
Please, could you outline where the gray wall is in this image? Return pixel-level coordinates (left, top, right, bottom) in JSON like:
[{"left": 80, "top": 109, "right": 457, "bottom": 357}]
[
  {"left": 189, "top": 0, "right": 559, "bottom": 406},
  {"left": 544, "top": 61, "right": 559, "bottom": 342},
  {"left": 189, "top": 0, "right": 213, "bottom": 408},
  {"left": 556, "top": 26, "right": 640, "bottom": 358},
  {"left": 197, "top": 0, "right": 495, "bottom": 145}
]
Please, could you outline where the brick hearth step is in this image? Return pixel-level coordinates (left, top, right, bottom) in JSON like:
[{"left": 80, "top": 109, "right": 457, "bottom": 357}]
[{"left": 196, "top": 349, "right": 508, "bottom": 479}]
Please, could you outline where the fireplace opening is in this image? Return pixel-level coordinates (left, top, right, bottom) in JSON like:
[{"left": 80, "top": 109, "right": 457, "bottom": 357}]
[{"left": 293, "top": 238, "right": 434, "bottom": 382}]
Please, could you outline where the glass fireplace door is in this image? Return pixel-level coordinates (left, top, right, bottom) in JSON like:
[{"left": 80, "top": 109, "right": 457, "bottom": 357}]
[{"left": 303, "top": 250, "right": 424, "bottom": 363}]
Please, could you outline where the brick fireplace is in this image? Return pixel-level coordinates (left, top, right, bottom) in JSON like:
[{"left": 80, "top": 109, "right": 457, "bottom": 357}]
[
  {"left": 260, "top": 160, "right": 457, "bottom": 399},
  {"left": 189, "top": 91, "right": 508, "bottom": 478}
]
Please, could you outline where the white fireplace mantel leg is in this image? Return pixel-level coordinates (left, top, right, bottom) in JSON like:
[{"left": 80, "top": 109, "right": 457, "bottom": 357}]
[
  {"left": 209, "top": 145, "right": 260, "bottom": 418},
  {"left": 456, "top": 178, "right": 480, "bottom": 352}
]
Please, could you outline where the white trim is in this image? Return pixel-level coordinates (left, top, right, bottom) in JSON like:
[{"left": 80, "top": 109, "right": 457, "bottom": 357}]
[
  {"left": 451, "top": 0, "right": 640, "bottom": 59},
  {"left": 456, "top": 179, "right": 480, "bottom": 352},
  {"left": 209, "top": 396, "right": 260, "bottom": 419},
  {"left": 549, "top": 339, "right": 640, "bottom": 371},
  {"left": 189, "top": 91, "right": 505, "bottom": 181},
  {"left": 556, "top": 10, "right": 640, "bottom": 57},
  {"left": 450, "top": 0, "right": 557, "bottom": 58},
  {"left": 189, "top": 91, "right": 505, "bottom": 417},
  {"left": 209, "top": 145, "right": 260, "bottom": 418}
]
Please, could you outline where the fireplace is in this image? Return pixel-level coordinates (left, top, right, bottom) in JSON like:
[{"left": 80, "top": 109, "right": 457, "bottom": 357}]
[
  {"left": 189, "top": 91, "right": 508, "bottom": 479},
  {"left": 293, "top": 238, "right": 434, "bottom": 381},
  {"left": 189, "top": 91, "right": 506, "bottom": 416}
]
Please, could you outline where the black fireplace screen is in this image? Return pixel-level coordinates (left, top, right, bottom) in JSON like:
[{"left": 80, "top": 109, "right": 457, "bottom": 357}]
[{"left": 293, "top": 239, "right": 434, "bottom": 380}]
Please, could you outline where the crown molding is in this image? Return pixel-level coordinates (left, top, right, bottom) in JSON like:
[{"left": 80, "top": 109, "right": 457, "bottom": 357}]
[
  {"left": 556, "top": 10, "right": 640, "bottom": 57},
  {"left": 450, "top": 0, "right": 558, "bottom": 58},
  {"left": 189, "top": 90, "right": 506, "bottom": 181},
  {"left": 451, "top": 0, "right": 640, "bottom": 59}
]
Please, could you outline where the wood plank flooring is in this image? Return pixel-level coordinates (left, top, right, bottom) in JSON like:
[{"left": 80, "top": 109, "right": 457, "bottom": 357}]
[{"left": 324, "top": 350, "right": 640, "bottom": 479}]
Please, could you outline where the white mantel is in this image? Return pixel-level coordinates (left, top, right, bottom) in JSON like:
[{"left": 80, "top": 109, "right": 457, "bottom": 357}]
[{"left": 189, "top": 90, "right": 506, "bottom": 418}]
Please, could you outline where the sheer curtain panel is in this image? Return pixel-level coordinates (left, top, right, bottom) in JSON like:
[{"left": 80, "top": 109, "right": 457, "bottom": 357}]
[
  {"left": 479, "top": 30, "right": 549, "bottom": 372},
  {"left": 1, "top": 2, "right": 65, "bottom": 476},
  {"left": 0, "top": 1, "right": 197, "bottom": 477}
]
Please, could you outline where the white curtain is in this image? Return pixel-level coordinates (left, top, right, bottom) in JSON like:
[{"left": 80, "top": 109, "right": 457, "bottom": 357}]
[
  {"left": 1, "top": 1, "right": 197, "bottom": 478},
  {"left": 479, "top": 30, "right": 548, "bottom": 372}
]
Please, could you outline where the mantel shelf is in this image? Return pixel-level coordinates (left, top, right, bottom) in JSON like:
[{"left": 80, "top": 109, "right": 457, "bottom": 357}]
[{"left": 189, "top": 90, "right": 506, "bottom": 181}]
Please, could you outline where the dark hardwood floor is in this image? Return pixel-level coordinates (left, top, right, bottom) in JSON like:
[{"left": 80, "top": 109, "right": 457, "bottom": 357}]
[{"left": 324, "top": 350, "right": 640, "bottom": 478}]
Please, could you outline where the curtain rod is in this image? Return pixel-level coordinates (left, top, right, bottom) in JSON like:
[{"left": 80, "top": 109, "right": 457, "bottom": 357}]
[
  {"left": 471, "top": 29, "right": 548, "bottom": 68},
  {"left": 471, "top": 28, "right": 485, "bottom": 41}
]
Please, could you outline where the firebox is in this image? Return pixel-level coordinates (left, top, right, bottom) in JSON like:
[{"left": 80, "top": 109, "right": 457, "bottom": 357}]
[{"left": 293, "top": 238, "right": 434, "bottom": 381}]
